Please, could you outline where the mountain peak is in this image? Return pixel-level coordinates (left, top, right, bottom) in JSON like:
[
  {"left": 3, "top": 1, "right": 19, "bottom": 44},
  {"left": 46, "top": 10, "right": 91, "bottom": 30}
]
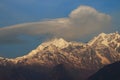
[
  {"left": 98, "top": 32, "right": 106, "bottom": 38},
  {"left": 88, "top": 32, "right": 120, "bottom": 47},
  {"left": 37, "top": 38, "right": 69, "bottom": 50}
]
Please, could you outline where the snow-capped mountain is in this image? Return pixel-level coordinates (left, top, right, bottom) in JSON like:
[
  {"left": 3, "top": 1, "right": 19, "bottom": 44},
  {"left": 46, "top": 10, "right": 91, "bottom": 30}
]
[
  {"left": 0, "top": 32, "right": 120, "bottom": 80},
  {"left": 8, "top": 32, "right": 120, "bottom": 69},
  {"left": 38, "top": 38, "right": 70, "bottom": 50},
  {"left": 88, "top": 32, "right": 120, "bottom": 50}
]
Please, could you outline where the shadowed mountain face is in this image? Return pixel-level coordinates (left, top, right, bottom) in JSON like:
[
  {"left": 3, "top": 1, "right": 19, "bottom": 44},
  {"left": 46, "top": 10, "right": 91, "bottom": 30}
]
[
  {"left": 0, "top": 63, "right": 95, "bottom": 80},
  {"left": 0, "top": 65, "right": 49, "bottom": 80},
  {"left": 0, "top": 32, "right": 120, "bottom": 80},
  {"left": 50, "top": 64, "right": 73, "bottom": 80},
  {"left": 87, "top": 61, "right": 120, "bottom": 80}
]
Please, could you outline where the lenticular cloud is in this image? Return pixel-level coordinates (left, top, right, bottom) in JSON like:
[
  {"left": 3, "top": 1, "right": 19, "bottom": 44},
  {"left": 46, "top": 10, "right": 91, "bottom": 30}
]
[{"left": 0, "top": 6, "right": 111, "bottom": 44}]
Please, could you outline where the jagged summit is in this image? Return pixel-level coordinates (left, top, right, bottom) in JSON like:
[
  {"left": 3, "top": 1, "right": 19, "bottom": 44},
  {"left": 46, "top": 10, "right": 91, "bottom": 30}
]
[
  {"left": 37, "top": 38, "right": 70, "bottom": 50},
  {"left": 14, "top": 38, "right": 70, "bottom": 61},
  {"left": 88, "top": 32, "right": 120, "bottom": 48}
]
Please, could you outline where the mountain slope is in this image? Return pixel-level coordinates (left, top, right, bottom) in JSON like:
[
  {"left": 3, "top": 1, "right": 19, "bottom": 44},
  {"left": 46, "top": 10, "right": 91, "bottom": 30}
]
[
  {"left": 12, "top": 32, "right": 120, "bottom": 69},
  {"left": 87, "top": 61, "right": 120, "bottom": 80},
  {"left": 0, "top": 32, "right": 120, "bottom": 80}
]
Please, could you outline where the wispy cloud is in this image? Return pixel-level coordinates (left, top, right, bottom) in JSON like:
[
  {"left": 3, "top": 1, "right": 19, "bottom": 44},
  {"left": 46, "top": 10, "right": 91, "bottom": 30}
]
[{"left": 0, "top": 6, "right": 111, "bottom": 44}]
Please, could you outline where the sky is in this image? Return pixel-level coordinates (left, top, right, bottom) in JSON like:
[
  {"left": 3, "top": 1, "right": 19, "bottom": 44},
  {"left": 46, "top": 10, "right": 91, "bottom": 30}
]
[{"left": 0, "top": 0, "right": 120, "bottom": 58}]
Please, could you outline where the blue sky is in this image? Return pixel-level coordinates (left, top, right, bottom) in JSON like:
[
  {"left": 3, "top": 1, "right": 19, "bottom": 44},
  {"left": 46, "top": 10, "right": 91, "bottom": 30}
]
[
  {"left": 0, "top": 0, "right": 120, "bottom": 58},
  {"left": 1, "top": 0, "right": 120, "bottom": 27}
]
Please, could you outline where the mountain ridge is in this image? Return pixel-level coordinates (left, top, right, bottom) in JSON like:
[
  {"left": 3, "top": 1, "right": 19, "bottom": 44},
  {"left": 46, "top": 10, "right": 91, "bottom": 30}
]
[
  {"left": 0, "top": 32, "right": 120, "bottom": 80},
  {"left": 0, "top": 32, "right": 119, "bottom": 66}
]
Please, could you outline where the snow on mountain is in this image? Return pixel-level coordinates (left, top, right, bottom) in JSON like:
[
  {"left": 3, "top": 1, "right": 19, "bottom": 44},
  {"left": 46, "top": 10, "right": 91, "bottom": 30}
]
[
  {"left": 0, "top": 32, "right": 120, "bottom": 70},
  {"left": 0, "top": 32, "right": 119, "bottom": 80},
  {"left": 88, "top": 32, "right": 120, "bottom": 49},
  {"left": 26, "top": 38, "right": 85, "bottom": 59},
  {"left": 88, "top": 33, "right": 107, "bottom": 46},
  {"left": 37, "top": 38, "right": 70, "bottom": 50}
]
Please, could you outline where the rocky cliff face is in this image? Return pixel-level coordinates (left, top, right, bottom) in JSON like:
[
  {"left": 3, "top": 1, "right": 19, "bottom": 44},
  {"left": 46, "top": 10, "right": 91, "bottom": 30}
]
[{"left": 0, "top": 32, "right": 120, "bottom": 80}]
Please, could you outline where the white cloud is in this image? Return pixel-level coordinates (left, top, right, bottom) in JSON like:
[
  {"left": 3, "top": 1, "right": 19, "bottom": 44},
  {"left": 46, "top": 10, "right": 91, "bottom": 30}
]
[{"left": 0, "top": 6, "right": 111, "bottom": 43}]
